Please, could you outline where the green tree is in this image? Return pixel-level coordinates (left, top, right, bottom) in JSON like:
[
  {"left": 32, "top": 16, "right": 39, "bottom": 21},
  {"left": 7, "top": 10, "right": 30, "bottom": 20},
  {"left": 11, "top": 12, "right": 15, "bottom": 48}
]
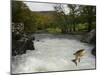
[
  {"left": 67, "top": 4, "right": 80, "bottom": 32},
  {"left": 54, "top": 4, "right": 68, "bottom": 33},
  {"left": 12, "top": 1, "right": 36, "bottom": 32},
  {"left": 79, "top": 6, "right": 96, "bottom": 32}
]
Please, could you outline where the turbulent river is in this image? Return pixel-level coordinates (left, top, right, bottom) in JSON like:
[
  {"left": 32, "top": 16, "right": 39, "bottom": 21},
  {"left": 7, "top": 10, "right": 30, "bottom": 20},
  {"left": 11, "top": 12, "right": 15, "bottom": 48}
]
[{"left": 11, "top": 34, "right": 95, "bottom": 74}]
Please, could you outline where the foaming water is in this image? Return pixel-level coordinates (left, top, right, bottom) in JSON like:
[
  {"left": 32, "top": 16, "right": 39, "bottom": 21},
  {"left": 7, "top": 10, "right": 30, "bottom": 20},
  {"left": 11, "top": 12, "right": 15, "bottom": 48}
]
[{"left": 11, "top": 34, "right": 95, "bottom": 74}]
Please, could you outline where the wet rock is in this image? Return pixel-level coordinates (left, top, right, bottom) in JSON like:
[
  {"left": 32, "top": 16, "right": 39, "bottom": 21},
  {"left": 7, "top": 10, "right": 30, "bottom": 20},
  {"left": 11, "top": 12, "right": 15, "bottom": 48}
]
[
  {"left": 12, "top": 33, "right": 35, "bottom": 56},
  {"left": 25, "top": 39, "right": 35, "bottom": 50},
  {"left": 91, "top": 47, "right": 96, "bottom": 56},
  {"left": 12, "top": 32, "right": 22, "bottom": 40},
  {"left": 12, "top": 40, "right": 26, "bottom": 56},
  {"left": 81, "top": 29, "right": 96, "bottom": 44},
  {"left": 80, "top": 29, "right": 96, "bottom": 56},
  {"left": 37, "top": 40, "right": 40, "bottom": 41}
]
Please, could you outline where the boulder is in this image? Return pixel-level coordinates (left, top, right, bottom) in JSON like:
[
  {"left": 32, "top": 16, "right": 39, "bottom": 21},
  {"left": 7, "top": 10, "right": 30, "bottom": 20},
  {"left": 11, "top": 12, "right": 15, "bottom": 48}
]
[
  {"left": 81, "top": 29, "right": 96, "bottom": 44},
  {"left": 12, "top": 32, "right": 35, "bottom": 56},
  {"left": 91, "top": 47, "right": 96, "bottom": 56},
  {"left": 81, "top": 29, "right": 96, "bottom": 56}
]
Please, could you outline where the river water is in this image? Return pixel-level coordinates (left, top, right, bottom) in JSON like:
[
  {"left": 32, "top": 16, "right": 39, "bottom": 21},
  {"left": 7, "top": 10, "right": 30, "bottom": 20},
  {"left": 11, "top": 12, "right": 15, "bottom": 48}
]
[{"left": 11, "top": 34, "right": 95, "bottom": 74}]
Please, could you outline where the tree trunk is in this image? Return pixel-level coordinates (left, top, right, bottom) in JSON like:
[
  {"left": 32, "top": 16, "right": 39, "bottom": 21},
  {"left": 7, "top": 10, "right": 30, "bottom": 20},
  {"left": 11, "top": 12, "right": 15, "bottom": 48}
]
[
  {"left": 61, "top": 29, "right": 66, "bottom": 33},
  {"left": 87, "top": 19, "right": 92, "bottom": 32},
  {"left": 73, "top": 24, "right": 76, "bottom": 32}
]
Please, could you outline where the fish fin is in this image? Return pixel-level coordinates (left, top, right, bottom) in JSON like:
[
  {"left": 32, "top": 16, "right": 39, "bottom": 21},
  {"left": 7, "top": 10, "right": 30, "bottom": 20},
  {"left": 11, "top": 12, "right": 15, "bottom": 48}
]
[{"left": 72, "top": 59, "right": 77, "bottom": 66}]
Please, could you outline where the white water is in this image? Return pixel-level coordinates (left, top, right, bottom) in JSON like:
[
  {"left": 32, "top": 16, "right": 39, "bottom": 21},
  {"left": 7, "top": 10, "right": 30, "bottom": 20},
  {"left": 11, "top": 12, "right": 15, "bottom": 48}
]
[{"left": 11, "top": 34, "right": 95, "bottom": 74}]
